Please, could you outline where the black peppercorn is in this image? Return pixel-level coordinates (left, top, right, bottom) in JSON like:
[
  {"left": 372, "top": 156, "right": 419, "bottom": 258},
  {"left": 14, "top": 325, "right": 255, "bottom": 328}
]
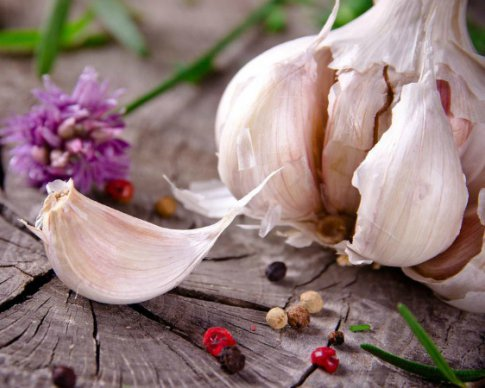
[
  {"left": 52, "top": 365, "right": 76, "bottom": 388},
  {"left": 218, "top": 346, "right": 246, "bottom": 374},
  {"left": 328, "top": 330, "right": 345, "bottom": 346},
  {"left": 265, "top": 261, "right": 287, "bottom": 282}
]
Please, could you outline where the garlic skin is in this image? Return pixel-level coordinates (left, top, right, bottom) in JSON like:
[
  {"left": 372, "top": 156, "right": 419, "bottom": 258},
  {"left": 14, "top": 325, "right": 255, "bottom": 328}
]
[
  {"left": 24, "top": 176, "right": 273, "bottom": 304},
  {"left": 403, "top": 189, "right": 485, "bottom": 313}
]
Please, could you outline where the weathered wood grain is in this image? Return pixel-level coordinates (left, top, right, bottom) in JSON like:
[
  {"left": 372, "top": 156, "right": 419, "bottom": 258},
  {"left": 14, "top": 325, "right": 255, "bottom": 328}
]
[{"left": 0, "top": 0, "right": 483, "bottom": 387}]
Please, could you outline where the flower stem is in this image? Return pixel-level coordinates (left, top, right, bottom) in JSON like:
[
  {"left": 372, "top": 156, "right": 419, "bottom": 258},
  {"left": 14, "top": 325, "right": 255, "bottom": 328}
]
[
  {"left": 123, "top": 0, "right": 287, "bottom": 115},
  {"left": 361, "top": 344, "right": 485, "bottom": 383}
]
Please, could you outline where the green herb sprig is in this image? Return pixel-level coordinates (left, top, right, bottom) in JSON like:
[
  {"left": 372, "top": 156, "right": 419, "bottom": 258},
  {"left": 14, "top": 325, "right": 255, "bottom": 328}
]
[
  {"left": 36, "top": 0, "right": 72, "bottom": 76},
  {"left": 349, "top": 324, "right": 372, "bottom": 332},
  {"left": 361, "top": 304, "right": 474, "bottom": 387},
  {"left": 123, "top": 0, "right": 288, "bottom": 114},
  {"left": 361, "top": 343, "right": 485, "bottom": 383}
]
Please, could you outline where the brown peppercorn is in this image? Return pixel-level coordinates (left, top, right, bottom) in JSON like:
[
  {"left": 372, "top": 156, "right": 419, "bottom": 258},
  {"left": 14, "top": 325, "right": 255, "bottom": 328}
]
[
  {"left": 218, "top": 346, "right": 246, "bottom": 374},
  {"left": 327, "top": 330, "right": 345, "bottom": 346},
  {"left": 286, "top": 305, "right": 310, "bottom": 330},
  {"left": 51, "top": 365, "right": 76, "bottom": 388},
  {"left": 154, "top": 196, "right": 177, "bottom": 218}
]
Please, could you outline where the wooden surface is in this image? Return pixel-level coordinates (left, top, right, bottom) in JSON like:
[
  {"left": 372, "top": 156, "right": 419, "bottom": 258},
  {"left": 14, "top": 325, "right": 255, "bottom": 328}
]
[{"left": 0, "top": 1, "right": 484, "bottom": 387}]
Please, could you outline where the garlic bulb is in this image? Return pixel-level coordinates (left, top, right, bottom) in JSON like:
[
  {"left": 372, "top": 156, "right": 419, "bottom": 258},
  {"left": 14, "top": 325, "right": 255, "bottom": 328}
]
[
  {"left": 178, "top": 0, "right": 485, "bottom": 312},
  {"left": 23, "top": 175, "right": 274, "bottom": 304}
]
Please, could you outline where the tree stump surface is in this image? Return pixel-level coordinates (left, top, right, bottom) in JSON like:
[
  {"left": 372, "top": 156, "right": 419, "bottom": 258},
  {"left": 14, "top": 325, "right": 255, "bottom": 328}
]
[{"left": 0, "top": 0, "right": 483, "bottom": 387}]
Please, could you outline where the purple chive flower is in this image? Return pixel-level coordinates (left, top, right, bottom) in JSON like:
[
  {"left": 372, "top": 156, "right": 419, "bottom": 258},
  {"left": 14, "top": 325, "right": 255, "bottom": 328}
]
[{"left": 0, "top": 67, "right": 130, "bottom": 193}]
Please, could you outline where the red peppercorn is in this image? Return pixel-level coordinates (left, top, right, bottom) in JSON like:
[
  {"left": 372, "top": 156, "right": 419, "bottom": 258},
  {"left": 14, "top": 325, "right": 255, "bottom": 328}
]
[
  {"left": 105, "top": 179, "right": 134, "bottom": 203},
  {"left": 311, "top": 347, "right": 339, "bottom": 374},
  {"left": 203, "top": 327, "right": 237, "bottom": 357}
]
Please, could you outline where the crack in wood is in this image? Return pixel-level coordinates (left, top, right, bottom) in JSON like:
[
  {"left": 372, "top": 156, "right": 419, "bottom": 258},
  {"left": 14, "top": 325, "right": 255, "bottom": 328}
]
[
  {"left": 0, "top": 147, "right": 4, "bottom": 190},
  {"left": 0, "top": 325, "right": 30, "bottom": 350},
  {"left": 0, "top": 203, "right": 34, "bottom": 238},
  {"left": 88, "top": 301, "right": 101, "bottom": 377},
  {"left": 171, "top": 287, "right": 269, "bottom": 311},
  {"left": 0, "top": 270, "right": 54, "bottom": 314},
  {"left": 204, "top": 253, "right": 252, "bottom": 262},
  {"left": 0, "top": 265, "right": 34, "bottom": 279},
  {"left": 129, "top": 304, "right": 193, "bottom": 343},
  {"left": 0, "top": 235, "right": 41, "bottom": 253},
  {"left": 291, "top": 288, "right": 351, "bottom": 387},
  {"left": 284, "top": 259, "right": 335, "bottom": 309}
]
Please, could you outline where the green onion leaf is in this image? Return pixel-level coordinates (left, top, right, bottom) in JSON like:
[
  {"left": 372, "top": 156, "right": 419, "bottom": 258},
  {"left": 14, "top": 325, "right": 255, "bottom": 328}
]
[
  {"left": 468, "top": 20, "right": 485, "bottom": 55},
  {"left": 397, "top": 304, "right": 465, "bottom": 387},
  {"left": 36, "top": 0, "right": 72, "bottom": 76},
  {"left": 0, "top": 12, "right": 100, "bottom": 54},
  {"left": 91, "top": 0, "right": 148, "bottom": 56},
  {"left": 0, "top": 29, "right": 39, "bottom": 53},
  {"left": 265, "top": 5, "right": 287, "bottom": 33},
  {"left": 62, "top": 11, "right": 94, "bottom": 44},
  {"left": 349, "top": 324, "right": 372, "bottom": 332},
  {"left": 361, "top": 344, "right": 485, "bottom": 383}
]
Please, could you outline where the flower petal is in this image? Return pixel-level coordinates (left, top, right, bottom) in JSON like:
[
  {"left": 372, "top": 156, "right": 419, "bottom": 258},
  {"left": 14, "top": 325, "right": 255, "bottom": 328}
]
[{"left": 347, "top": 71, "right": 468, "bottom": 267}]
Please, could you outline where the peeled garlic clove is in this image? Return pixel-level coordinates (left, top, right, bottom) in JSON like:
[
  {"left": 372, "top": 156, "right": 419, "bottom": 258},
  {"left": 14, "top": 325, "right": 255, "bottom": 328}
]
[
  {"left": 347, "top": 67, "right": 468, "bottom": 267},
  {"left": 23, "top": 175, "right": 274, "bottom": 304},
  {"left": 403, "top": 190, "right": 485, "bottom": 313}
]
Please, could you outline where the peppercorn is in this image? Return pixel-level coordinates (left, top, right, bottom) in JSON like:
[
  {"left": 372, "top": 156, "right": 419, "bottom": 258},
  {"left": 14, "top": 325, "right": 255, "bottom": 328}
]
[
  {"left": 265, "top": 261, "right": 287, "bottom": 282},
  {"left": 336, "top": 254, "right": 352, "bottom": 267},
  {"left": 266, "top": 307, "right": 288, "bottom": 330},
  {"left": 299, "top": 290, "right": 324, "bottom": 314},
  {"left": 311, "top": 346, "right": 339, "bottom": 374},
  {"left": 203, "top": 327, "right": 237, "bottom": 357},
  {"left": 286, "top": 305, "right": 310, "bottom": 330},
  {"left": 51, "top": 365, "right": 76, "bottom": 388},
  {"left": 105, "top": 179, "right": 134, "bottom": 204},
  {"left": 327, "top": 330, "right": 345, "bottom": 346},
  {"left": 218, "top": 346, "right": 246, "bottom": 374},
  {"left": 154, "top": 195, "right": 177, "bottom": 218}
]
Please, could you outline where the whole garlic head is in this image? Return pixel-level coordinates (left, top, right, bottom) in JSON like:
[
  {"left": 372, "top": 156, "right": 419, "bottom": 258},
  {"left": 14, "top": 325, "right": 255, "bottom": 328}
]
[{"left": 207, "top": 0, "right": 485, "bottom": 312}]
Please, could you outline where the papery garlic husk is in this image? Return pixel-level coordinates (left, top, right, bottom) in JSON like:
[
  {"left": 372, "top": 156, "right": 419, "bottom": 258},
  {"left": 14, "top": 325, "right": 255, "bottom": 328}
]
[
  {"left": 23, "top": 175, "right": 275, "bottom": 304},
  {"left": 403, "top": 189, "right": 485, "bottom": 313}
]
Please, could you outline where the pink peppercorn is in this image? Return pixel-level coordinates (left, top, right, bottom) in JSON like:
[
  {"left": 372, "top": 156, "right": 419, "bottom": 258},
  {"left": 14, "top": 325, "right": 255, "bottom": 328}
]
[
  {"left": 203, "top": 327, "right": 237, "bottom": 357},
  {"left": 311, "top": 346, "right": 339, "bottom": 374}
]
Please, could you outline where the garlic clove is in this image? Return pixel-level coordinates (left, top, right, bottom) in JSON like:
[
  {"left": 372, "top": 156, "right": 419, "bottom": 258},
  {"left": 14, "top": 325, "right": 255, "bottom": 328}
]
[
  {"left": 321, "top": 65, "right": 390, "bottom": 214},
  {"left": 403, "top": 189, "right": 485, "bottom": 313},
  {"left": 23, "top": 174, "right": 276, "bottom": 304},
  {"left": 347, "top": 67, "right": 468, "bottom": 267},
  {"left": 215, "top": 2, "right": 339, "bottom": 224}
]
